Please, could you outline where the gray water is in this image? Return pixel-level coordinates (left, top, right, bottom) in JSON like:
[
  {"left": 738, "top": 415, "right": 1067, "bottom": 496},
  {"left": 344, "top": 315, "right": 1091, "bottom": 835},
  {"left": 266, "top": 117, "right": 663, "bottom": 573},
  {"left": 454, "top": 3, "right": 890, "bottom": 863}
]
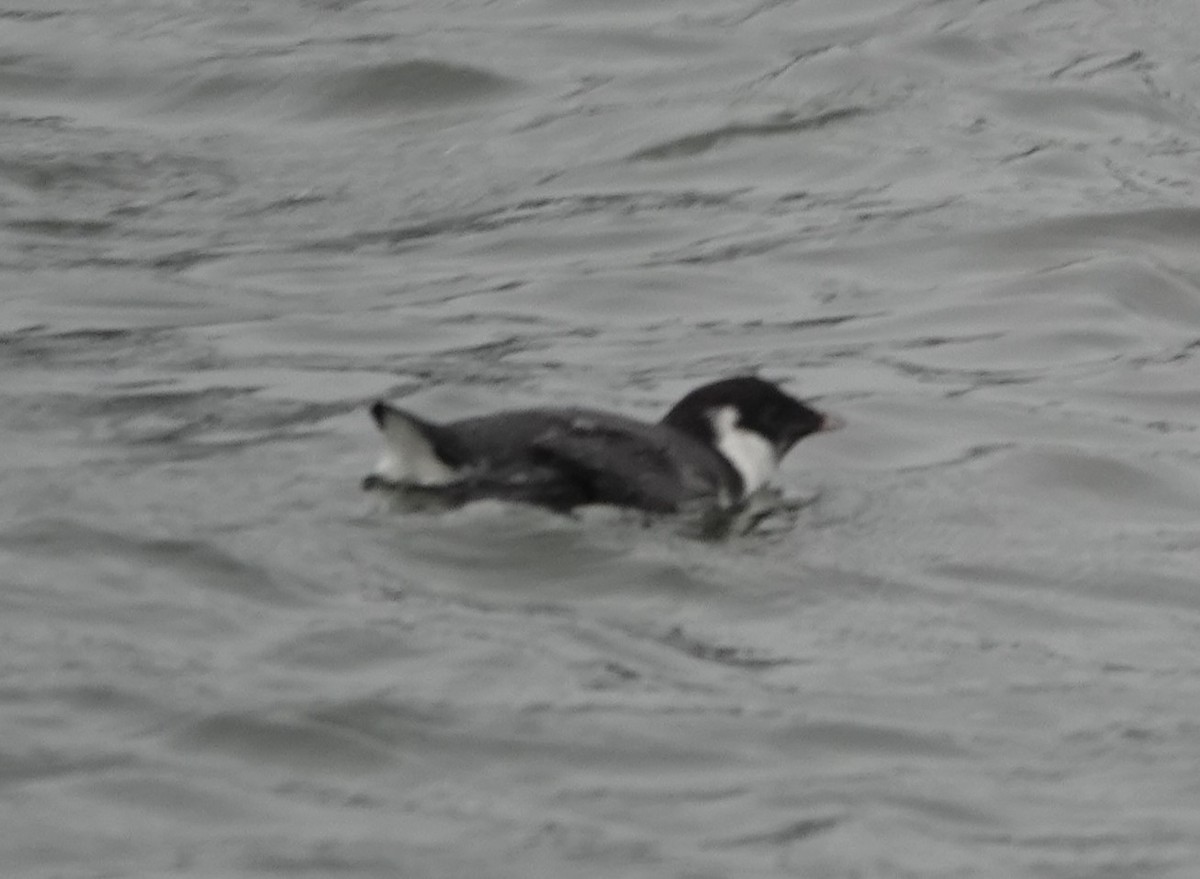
[{"left": 3, "top": 1, "right": 1200, "bottom": 876}]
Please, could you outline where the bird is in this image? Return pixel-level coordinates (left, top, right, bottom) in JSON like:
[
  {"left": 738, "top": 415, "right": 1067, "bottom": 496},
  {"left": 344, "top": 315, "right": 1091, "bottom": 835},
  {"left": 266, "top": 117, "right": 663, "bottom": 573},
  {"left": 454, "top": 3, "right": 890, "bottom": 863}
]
[
  {"left": 362, "top": 376, "right": 839, "bottom": 526},
  {"left": 360, "top": 374, "right": 840, "bottom": 525}
]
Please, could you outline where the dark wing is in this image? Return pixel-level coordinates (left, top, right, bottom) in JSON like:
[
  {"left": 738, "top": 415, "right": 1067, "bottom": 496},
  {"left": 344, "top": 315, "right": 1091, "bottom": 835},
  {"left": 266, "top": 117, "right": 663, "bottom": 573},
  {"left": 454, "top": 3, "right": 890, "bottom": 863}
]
[
  {"left": 529, "top": 417, "right": 718, "bottom": 513},
  {"left": 439, "top": 408, "right": 737, "bottom": 514}
]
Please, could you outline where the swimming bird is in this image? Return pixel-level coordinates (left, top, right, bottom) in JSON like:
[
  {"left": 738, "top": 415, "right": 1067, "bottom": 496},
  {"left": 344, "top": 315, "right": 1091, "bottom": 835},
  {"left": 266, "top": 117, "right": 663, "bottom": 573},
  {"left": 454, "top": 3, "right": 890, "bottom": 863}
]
[{"left": 362, "top": 376, "right": 839, "bottom": 521}]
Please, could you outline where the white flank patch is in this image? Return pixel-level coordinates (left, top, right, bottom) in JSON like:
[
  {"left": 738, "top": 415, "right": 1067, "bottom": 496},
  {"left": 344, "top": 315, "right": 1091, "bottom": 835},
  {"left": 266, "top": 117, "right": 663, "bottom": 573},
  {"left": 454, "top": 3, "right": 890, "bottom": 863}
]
[
  {"left": 373, "top": 408, "right": 459, "bottom": 486},
  {"left": 710, "top": 405, "right": 778, "bottom": 497}
]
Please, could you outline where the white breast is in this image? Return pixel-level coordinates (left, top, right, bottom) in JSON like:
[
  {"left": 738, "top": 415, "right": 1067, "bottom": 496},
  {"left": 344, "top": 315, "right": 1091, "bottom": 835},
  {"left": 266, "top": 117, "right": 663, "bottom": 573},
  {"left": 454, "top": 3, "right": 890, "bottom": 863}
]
[{"left": 709, "top": 405, "right": 778, "bottom": 496}]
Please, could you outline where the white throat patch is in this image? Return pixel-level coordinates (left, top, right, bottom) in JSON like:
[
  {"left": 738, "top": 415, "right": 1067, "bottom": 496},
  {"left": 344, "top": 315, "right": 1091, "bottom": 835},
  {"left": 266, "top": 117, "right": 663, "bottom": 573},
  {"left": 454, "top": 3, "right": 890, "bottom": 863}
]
[
  {"left": 373, "top": 408, "right": 459, "bottom": 486},
  {"left": 709, "top": 405, "right": 778, "bottom": 497}
]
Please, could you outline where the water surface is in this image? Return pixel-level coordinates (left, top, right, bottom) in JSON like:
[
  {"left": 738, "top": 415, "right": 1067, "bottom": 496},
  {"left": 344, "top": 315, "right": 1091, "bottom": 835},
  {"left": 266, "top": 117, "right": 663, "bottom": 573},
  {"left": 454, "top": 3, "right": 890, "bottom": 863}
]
[{"left": 3, "top": 0, "right": 1200, "bottom": 876}]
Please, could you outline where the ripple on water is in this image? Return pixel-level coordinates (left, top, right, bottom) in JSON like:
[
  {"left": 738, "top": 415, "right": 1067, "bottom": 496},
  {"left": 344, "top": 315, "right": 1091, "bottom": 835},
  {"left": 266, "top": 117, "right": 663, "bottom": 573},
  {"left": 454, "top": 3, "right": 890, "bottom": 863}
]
[
  {"left": 145, "top": 59, "right": 519, "bottom": 123},
  {"left": 1000, "top": 447, "right": 1200, "bottom": 522},
  {"left": 0, "top": 519, "right": 315, "bottom": 611},
  {"left": 170, "top": 708, "right": 396, "bottom": 773}
]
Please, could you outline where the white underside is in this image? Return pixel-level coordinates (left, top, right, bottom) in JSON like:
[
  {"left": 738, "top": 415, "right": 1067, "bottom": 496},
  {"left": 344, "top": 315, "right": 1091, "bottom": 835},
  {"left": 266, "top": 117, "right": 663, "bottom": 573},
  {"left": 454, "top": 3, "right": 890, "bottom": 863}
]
[
  {"left": 373, "top": 409, "right": 459, "bottom": 486},
  {"left": 710, "top": 405, "right": 778, "bottom": 497}
]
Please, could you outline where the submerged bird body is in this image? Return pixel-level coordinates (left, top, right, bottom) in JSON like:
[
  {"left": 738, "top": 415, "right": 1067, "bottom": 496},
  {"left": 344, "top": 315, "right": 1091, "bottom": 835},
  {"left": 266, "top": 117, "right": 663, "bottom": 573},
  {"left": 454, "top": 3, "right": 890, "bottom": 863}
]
[{"left": 363, "top": 377, "right": 836, "bottom": 517}]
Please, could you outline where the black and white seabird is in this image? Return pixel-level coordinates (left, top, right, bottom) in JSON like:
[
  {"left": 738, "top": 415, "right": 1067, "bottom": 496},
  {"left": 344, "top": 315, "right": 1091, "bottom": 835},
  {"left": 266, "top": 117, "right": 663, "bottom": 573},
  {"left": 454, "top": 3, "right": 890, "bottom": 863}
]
[{"left": 362, "top": 376, "right": 839, "bottom": 519}]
